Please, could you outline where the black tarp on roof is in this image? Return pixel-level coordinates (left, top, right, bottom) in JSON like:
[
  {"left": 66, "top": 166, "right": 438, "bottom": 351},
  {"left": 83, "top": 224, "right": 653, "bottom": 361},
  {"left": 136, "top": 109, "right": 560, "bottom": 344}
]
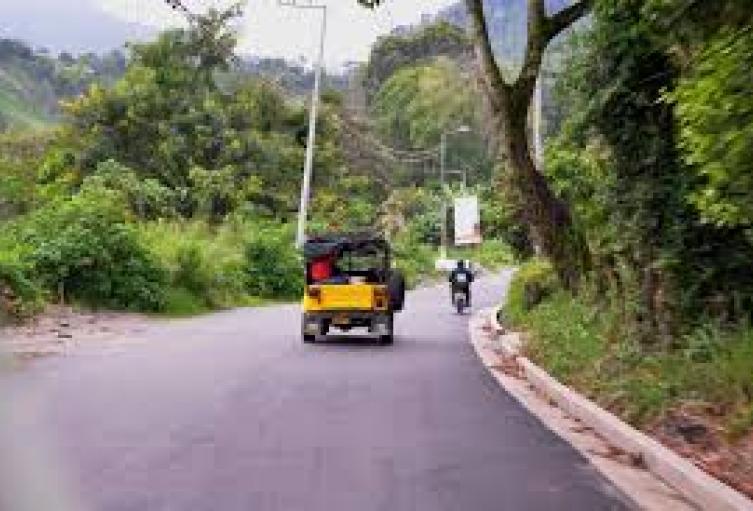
[{"left": 303, "top": 233, "right": 388, "bottom": 260}]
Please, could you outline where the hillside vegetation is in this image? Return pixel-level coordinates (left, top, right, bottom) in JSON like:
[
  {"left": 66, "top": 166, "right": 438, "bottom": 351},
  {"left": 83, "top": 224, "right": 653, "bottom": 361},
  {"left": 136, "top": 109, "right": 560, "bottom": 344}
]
[
  {"left": 498, "top": 0, "right": 753, "bottom": 490},
  {"left": 0, "top": 38, "right": 350, "bottom": 132},
  {"left": 0, "top": 7, "right": 517, "bottom": 322},
  {"left": 0, "top": 39, "right": 126, "bottom": 129}
]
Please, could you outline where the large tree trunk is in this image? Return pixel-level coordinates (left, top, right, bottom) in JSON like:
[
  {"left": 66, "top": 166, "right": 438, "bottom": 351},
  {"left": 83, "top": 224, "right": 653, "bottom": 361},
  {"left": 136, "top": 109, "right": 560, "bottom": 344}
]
[
  {"left": 501, "top": 96, "right": 580, "bottom": 285},
  {"left": 465, "top": 0, "right": 591, "bottom": 286}
]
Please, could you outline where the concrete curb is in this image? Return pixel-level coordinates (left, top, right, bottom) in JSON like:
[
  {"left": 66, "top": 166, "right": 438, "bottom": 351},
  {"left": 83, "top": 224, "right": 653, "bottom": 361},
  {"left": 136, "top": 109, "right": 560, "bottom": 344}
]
[{"left": 470, "top": 307, "right": 753, "bottom": 511}]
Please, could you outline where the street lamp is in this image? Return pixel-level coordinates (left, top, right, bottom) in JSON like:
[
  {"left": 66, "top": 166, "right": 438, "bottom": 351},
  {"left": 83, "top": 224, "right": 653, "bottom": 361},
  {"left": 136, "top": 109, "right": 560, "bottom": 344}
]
[
  {"left": 279, "top": 0, "right": 328, "bottom": 248},
  {"left": 439, "top": 125, "right": 471, "bottom": 260}
]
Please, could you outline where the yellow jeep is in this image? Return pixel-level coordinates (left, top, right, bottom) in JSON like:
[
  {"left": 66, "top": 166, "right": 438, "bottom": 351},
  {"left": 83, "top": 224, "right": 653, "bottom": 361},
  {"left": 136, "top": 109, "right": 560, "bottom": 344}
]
[{"left": 301, "top": 234, "right": 405, "bottom": 345}]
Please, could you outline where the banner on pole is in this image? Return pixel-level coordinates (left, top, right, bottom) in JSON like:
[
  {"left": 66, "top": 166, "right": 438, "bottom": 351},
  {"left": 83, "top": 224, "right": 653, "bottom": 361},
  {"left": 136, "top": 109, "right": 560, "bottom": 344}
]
[{"left": 454, "top": 196, "right": 482, "bottom": 245}]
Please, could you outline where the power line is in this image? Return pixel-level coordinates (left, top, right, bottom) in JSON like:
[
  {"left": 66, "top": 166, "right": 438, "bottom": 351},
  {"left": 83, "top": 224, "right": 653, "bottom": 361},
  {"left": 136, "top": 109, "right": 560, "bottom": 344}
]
[
  {"left": 337, "top": 115, "right": 444, "bottom": 187},
  {"left": 341, "top": 113, "right": 441, "bottom": 159}
]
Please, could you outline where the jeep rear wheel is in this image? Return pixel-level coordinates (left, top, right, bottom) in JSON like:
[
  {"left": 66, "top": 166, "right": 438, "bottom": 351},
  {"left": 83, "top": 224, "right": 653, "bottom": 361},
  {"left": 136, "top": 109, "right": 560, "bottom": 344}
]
[
  {"left": 302, "top": 315, "right": 319, "bottom": 343},
  {"left": 379, "top": 314, "right": 394, "bottom": 345},
  {"left": 387, "top": 270, "right": 406, "bottom": 312}
]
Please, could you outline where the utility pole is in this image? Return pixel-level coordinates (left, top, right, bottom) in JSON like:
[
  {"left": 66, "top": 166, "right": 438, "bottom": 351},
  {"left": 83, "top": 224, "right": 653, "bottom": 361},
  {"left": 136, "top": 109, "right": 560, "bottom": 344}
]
[
  {"left": 279, "top": 0, "right": 327, "bottom": 248},
  {"left": 440, "top": 131, "right": 448, "bottom": 260}
]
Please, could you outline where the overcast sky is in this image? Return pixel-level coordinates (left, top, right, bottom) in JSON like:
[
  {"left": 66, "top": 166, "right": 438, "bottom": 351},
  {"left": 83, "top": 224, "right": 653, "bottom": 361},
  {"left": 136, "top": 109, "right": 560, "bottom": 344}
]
[{"left": 95, "top": 0, "right": 459, "bottom": 68}]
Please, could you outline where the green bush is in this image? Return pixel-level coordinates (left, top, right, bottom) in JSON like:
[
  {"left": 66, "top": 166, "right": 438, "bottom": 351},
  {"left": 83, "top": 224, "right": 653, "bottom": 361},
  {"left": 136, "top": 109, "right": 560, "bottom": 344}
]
[
  {"left": 504, "top": 268, "right": 753, "bottom": 434},
  {"left": 19, "top": 186, "right": 167, "bottom": 311},
  {"left": 244, "top": 224, "right": 302, "bottom": 299},
  {"left": 0, "top": 241, "right": 42, "bottom": 320},
  {"left": 505, "top": 258, "right": 559, "bottom": 324},
  {"left": 668, "top": 28, "right": 753, "bottom": 228},
  {"left": 139, "top": 219, "right": 303, "bottom": 309},
  {"left": 89, "top": 160, "right": 177, "bottom": 220},
  {"left": 137, "top": 220, "right": 249, "bottom": 311},
  {"left": 162, "top": 287, "right": 210, "bottom": 317},
  {"left": 391, "top": 230, "right": 437, "bottom": 288},
  {"left": 517, "top": 290, "right": 609, "bottom": 387}
]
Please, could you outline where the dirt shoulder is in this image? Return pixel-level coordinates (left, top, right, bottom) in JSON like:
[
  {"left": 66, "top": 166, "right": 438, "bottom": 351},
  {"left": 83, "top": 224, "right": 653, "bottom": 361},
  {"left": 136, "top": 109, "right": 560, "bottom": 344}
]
[
  {"left": 650, "top": 408, "right": 753, "bottom": 499},
  {"left": 1, "top": 306, "right": 154, "bottom": 363}
]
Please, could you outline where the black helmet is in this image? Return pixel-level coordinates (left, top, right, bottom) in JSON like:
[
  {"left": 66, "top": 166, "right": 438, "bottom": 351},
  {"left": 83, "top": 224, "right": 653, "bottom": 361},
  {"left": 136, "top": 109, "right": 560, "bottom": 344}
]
[{"left": 456, "top": 260, "right": 465, "bottom": 269}]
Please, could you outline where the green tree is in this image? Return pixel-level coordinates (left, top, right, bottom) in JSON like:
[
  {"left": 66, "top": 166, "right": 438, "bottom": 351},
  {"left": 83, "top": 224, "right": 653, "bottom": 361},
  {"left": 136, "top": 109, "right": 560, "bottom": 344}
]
[
  {"left": 546, "top": 0, "right": 753, "bottom": 339},
  {"left": 360, "top": 0, "right": 593, "bottom": 286},
  {"left": 364, "top": 21, "right": 472, "bottom": 100},
  {"left": 17, "top": 184, "right": 167, "bottom": 310},
  {"left": 58, "top": 5, "right": 347, "bottom": 219},
  {"left": 372, "top": 58, "right": 476, "bottom": 148},
  {"left": 666, "top": 28, "right": 753, "bottom": 228},
  {"left": 0, "top": 130, "right": 53, "bottom": 217}
]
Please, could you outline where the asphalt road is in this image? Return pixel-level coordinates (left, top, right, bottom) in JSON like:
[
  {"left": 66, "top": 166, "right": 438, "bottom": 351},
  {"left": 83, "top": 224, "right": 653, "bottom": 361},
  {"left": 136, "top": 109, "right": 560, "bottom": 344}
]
[{"left": 1, "top": 272, "right": 633, "bottom": 511}]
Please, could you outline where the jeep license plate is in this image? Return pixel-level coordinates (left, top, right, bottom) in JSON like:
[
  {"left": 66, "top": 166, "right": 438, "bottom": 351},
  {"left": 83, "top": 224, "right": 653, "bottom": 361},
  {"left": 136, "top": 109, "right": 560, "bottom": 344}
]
[{"left": 334, "top": 315, "right": 350, "bottom": 325}]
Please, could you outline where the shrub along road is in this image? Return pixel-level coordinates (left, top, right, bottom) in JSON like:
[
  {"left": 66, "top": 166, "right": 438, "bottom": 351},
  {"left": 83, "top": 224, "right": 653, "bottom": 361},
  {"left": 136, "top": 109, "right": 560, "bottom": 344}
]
[{"left": 1, "top": 273, "right": 633, "bottom": 511}]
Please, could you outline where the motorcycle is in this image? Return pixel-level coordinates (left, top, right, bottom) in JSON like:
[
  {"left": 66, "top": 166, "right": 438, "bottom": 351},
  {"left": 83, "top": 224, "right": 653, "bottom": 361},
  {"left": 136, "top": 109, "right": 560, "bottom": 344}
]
[{"left": 452, "top": 290, "right": 468, "bottom": 315}]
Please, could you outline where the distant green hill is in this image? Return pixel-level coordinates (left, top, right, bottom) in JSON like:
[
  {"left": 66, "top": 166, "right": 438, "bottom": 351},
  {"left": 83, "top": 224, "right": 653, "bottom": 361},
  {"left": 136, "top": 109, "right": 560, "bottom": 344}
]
[
  {"left": 0, "top": 36, "right": 352, "bottom": 132},
  {"left": 0, "top": 67, "right": 56, "bottom": 129},
  {"left": 0, "top": 39, "right": 126, "bottom": 131}
]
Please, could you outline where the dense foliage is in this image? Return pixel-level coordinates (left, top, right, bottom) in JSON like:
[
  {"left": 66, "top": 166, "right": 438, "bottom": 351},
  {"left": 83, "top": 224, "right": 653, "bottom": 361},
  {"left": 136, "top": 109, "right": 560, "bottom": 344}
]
[
  {"left": 245, "top": 225, "right": 303, "bottom": 300},
  {"left": 56, "top": 25, "right": 319, "bottom": 218},
  {"left": 0, "top": 9, "right": 518, "bottom": 321},
  {"left": 545, "top": 0, "right": 753, "bottom": 341},
  {"left": 364, "top": 21, "right": 471, "bottom": 100},
  {"left": 0, "top": 130, "right": 54, "bottom": 217},
  {"left": 498, "top": 0, "right": 753, "bottom": 458},
  {"left": 668, "top": 28, "right": 753, "bottom": 227},
  {"left": 10, "top": 185, "right": 167, "bottom": 311},
  {"left": 372, "top": 58, "right": 477, "bottom": 149},
  {"left": 506, "top": 261, "right": 753, "bottom": 436}
]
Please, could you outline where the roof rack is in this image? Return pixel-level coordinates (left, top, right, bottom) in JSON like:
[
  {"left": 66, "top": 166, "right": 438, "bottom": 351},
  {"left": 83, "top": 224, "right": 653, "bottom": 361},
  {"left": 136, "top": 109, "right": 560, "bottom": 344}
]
[{"left": 303, "top": 233, "right": 389, "bottom": 260}]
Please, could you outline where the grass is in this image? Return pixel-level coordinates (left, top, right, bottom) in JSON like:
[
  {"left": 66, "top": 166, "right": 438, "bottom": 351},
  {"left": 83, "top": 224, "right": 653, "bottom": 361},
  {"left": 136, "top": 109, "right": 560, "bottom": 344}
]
[
  {"left": 138, "top": 218, "right": 303, "bottom": 315},
  {"left": 137, "top": 219, "right": 263, "bottom": 315},
  {"left": 160, "top": 287, "right": 272, "bottom": 317},
  {"left": 161, "top": 287, "right": 211, "bottom": 316},
  {"left": 504, "top": 260, "right": 753, "bottom": 437}
]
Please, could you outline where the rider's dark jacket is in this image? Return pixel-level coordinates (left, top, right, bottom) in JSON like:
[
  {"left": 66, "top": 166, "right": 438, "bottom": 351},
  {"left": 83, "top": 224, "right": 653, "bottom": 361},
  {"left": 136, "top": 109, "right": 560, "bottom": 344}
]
[{"left": 449, "top": 267, "right": 474, "bottom": 291}]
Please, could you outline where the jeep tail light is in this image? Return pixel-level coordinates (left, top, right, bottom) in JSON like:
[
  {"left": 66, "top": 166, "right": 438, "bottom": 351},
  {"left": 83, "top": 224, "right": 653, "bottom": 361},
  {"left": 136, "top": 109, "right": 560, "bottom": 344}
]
[{"left": 374, "top": 287, "right": 387, "bottom": 308}]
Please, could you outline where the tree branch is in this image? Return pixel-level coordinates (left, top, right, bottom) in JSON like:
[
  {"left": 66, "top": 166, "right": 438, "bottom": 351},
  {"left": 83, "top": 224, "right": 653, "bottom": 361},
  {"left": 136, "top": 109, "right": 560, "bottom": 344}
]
[
  {"left": 515, "top": 0, "right": 592, "bottom": 96},
  {"left": 515, "top": 0, "right": 547, "bottom": 97},
  {"left": 545, "top": 0, "right": 592, "bottom": 42},
  {"left": 465, "top": 0, "right": 511, "bottom": 97}
]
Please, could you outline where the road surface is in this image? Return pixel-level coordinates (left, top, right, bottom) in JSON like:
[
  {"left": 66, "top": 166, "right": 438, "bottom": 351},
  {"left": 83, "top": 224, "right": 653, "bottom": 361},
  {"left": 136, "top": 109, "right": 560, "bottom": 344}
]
[{"left": 1, "top": 273, "right": 632, "bottom": 510}]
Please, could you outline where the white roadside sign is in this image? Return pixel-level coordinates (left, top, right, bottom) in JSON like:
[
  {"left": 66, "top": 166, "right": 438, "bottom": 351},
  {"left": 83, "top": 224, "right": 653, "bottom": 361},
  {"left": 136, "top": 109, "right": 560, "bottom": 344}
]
[{"left": 454, "top": 196, "right": 482, "bottom": 246}]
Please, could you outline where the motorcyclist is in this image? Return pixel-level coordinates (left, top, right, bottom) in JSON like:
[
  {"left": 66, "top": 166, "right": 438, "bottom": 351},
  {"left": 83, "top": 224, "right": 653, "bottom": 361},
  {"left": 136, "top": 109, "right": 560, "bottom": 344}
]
[{"left": 449, "top": 260, "right": 474, "bottom": 308}]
